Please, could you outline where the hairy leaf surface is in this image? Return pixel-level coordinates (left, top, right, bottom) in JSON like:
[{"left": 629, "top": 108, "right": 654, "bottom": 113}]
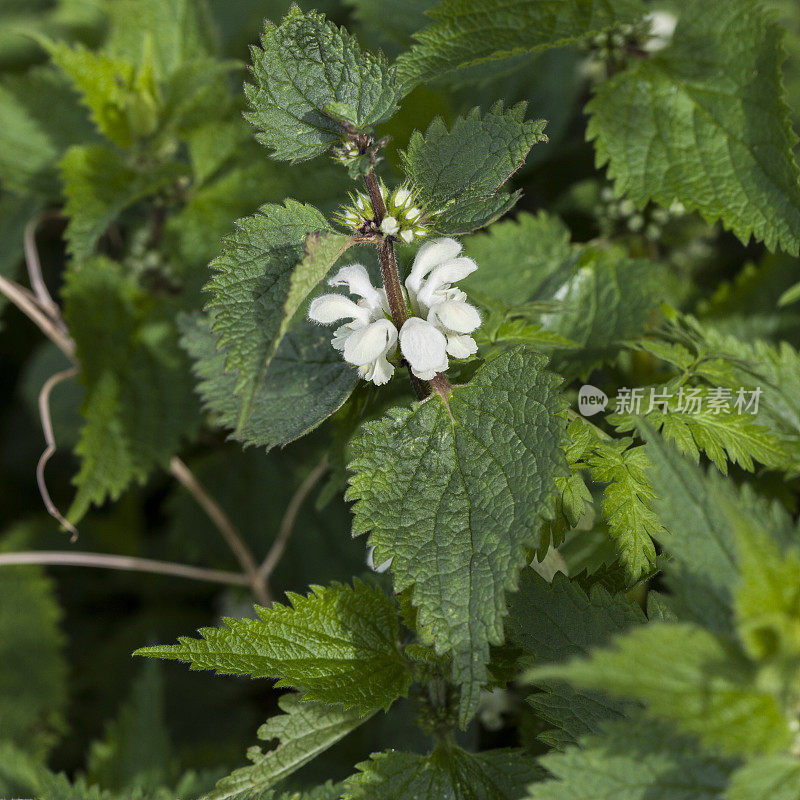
[
  {"left": 137, "top": 581, "right": 410, "bottom": 714},
  {"left": 179, "top": 313, "right": 357, "bottom": 450},
  {"left": 348, "top": 347, "right": 567, "bottom": 725},
  {"left": 587, "top": 0, "right": 800, "bottom": 253},
  {"left": 245, "top": 7, "right": 400, "bottom": 162},
  {"left": 205, "top": 201, "right": 349, "bottom": 431},
  {"left": 397, "top": 0, "right": 646, "bottom": 87},
  {"left": 344, "top": 746, "right": 542, "bottom": 800},
  {"left": 401, "top": 103, "right": 547, "bottom": 234}
]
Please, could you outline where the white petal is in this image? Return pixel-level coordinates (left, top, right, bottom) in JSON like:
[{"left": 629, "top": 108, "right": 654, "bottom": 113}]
[
  {"left": 430, "top": 299, "right": 481, "bottom": 334},
  {"left": 328, "top": 263, "right": 382, "bottom": 307},
  {"left": 366, "top": 546, "right": 393, "bottom": 573},
  {"left": 362, "top": 354, "right": 395, "bottom": 385},
  {"left": 331, "top": 323, "right": 354, "bottom": 351},
  {"left": 416, "top": 257, "right": 478, "bottom": 309},
  {"left": 393, "top": 188, "right": 410, "bottom": 206},
  {"left": 343, "top": 318, "right": 397, "bottom": 367},
  {"left": 381, "top": 216, "right": 399, "bottom": 236},
  {"left": 446, "top": 334, "right": 478, "bottom": 359},
  {"left": 405, "top": 237, "right": 462, "bottom": 295},
  {"left": 399, "top": 229, "right": 414, "bottom": 244},
  {"left": 308, "top": 294, "right": 369, "bottom": 325},
  {"left": 399, "top": 317, "right": 448, "bottom": 379}
]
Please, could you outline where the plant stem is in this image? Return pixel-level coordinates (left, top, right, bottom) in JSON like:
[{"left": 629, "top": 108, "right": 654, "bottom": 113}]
[
  {"left": 0, "top": 551, "right": 252, "bottom": 588},
  {"left": 169, "top": 456, "right": 268, "bottom": 604},
  {"left": 0, "top": 274, "right": 76, "bottom": 360},
  {"left": 364, "top": 170, "right": 451, "bottom": 402},
  {"left": 37, "top": 367, "right": 80, "bottom": 541},
  {"left": 258, "top": 457, "right": 329, "bottom": 586}
]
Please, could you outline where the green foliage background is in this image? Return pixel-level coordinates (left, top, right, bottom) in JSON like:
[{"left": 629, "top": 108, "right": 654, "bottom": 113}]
[{"left": 1, "top": 0, "right": 800, "bottom": 798}]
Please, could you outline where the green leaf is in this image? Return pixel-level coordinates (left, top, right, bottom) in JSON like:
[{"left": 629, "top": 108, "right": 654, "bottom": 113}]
[
  {"left": 347, "top": 347, "right": 567, "bottom": 725},
  {"left": 727, "top": 756, "right": 800, "bottom": 800},
  {"left": 463, "top": 211, "right": 575, "bottom": 306},
  {"left": 103, "top": 0, "right": 216, "bottom": 80},
  {"left": 401, "top": 102, "right": 548, "bottom": 234},
  {"left": 87, "top": 660, "right": 175, "bottom": 793},
  {"left": 344, "top": 746, "right": 542, "bottom": 800},
  {"left": 464, "top": 216, "right": 662, "bottom": 377},
  {"left": 60, "top": 144, "right": 183, "bottom": 261},
  {"left": 63, "top": 256, "right": 199, "bottom": 522},
  {"left": 396, "top": 0, "right": 646, "bottom": 88},
  {"left": 0, "top": 65, "right": 96, "bottom": 198},
  {"left": 540, "top": 246, "right": 663, "bottom": 379},
  {"left": 205, "top": 201, "right": 350, "bottom": 432},
  {"left": 179, "top": 313, "right": 357, "bottom": 450},
  {"left": 640, "top": 422, "right": 745, "bottom": 633},
  {"left": 611, "top": 390, "right": 791, "bottom": 475},
  {"left": 245, "top": 7, "right": 400, "bottom": 162},
  {"left": 526, "top": 715, "right": 734, "bottom": 800},
  {"left": 507, "top": 570, "right": 644, "bottom": 745},
  {"left": 136, "top": 581, "right": 410, "bottom": 714},
  {"left": 530, "top": 621, "right": 795, "bottom": 757},
  {"left": 0, "top": 529, "right": 67, "bottom": 756},
  {"left": 586, "top": 0, "right": 800, "bottom": 253},
  {"left": 582, "top": 438, "right": 661, "bottom": 581},
  {"left": 48, "top": 42, "right": 142, "bottom": 148},
  {"left": 207, "top": 695, "right": 371, "bottom": 800},
  {"left": 732, "top": 511, "right": 800, "bottom": 663}
]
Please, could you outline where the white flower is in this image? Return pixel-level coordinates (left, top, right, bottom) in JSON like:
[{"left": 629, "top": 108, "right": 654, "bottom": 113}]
[
  {"left": 380, "top": 215, "right": 399, "bottom": 236},
  {"left": 644, "top": 10, "right": 677, "bottom": 52},
  {"left": 366, "top": 546, "right": 392, "bottom": 573},
  {"left": 308, "top": 264, "right": 398, "bottom": 385},
  {"left": 399, "top": 238, "right": 481, "bottom": 379}
]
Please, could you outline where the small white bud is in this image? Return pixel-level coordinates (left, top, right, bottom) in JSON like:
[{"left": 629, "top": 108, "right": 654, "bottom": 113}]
[
  {"left": 393, "top": 187, "right": 411, "bottom": 206},
  {"left": 381, "top": 216, "right": 400, "bottom": 236}
]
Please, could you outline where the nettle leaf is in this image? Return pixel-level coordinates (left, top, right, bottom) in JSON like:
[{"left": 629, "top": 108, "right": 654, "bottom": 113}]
[
  {"left": 731, "top": 507, "right": 800, "bottom": 664},
  {"left": 47, "top": 42, "right": 142, "bottom": 148},
  {"left": 207, "top": 695, "right": 371, "bottom": 800},
  {"left": 245, "top": 7, "right": 401, "bottom": 162},
  {"left": 137, "top": 581, "right": 410, "bottom": 714},
  {"left": 540, "top": 246, "right": 662, "bottom": 379},
  {"left": 641, "top": 423, "right": 748, "bottom": 634},
  {"left": 401, "top": 103, "right": 548, "bottom": 234},
  {"left": 0, "top": 529, "right": 67, "bottom": 756},
  {"left": 60, "top": 144, "right": 183, "bottom": 261},
  {"left": 463, "top": 211, "right": 575, "bottom": 307},
  {"left": 179, "top": 313, "right": 357, "bottom": 450},
  {"left": 508, "top": 570, "right": 644, "bottom": 746},
  {"left": 527, "top": 715, "right": 734, "bottom": 800},
  {"left": 63, "top": 257, "right": 198, "bottom": 522},
  {"left": 582, "top": 438, "right": 662, "bottom": 582},
  {"left": 205, "top": 202, "right": 352, "bottom": 432},
  {"left": 531, "top": 622, "right": 794, "bottom": 757},
  {"left": 611, "top": 390, "right": 791, "bottom": 475},
  {"left": 344, "top": 746, "right": 542, "bottom": 800},
  {"left": 464, "top": 215, "right": 662, "bottom": 377},
  {"left": 396, "top": 0, "right": 647, "bottom": 88},
  {"left": 104, "top": 0, "right": 215, "bottom": 80},
  {"left": 86, "top": 661, "right": 174, "bottom": 794},
  {"left": 0, "top": 66, "right": 96, "bottom": 198},
  {"left": 727, "top": 756, "right": 800, "bottom": 800},
  {"left": 347, "top": 347, "right": 567, "bottom": 725},
  {"left": 587, "top": 0, "right": 800, "bottom": 253}
]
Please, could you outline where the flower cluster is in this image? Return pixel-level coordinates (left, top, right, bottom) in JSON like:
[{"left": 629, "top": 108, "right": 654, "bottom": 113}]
[
  {"left": 308, "top": 238, "right": 481, "bottom": 385},
  {"left": 336, "top": 182, "right": 428, "bottom": 244}
]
